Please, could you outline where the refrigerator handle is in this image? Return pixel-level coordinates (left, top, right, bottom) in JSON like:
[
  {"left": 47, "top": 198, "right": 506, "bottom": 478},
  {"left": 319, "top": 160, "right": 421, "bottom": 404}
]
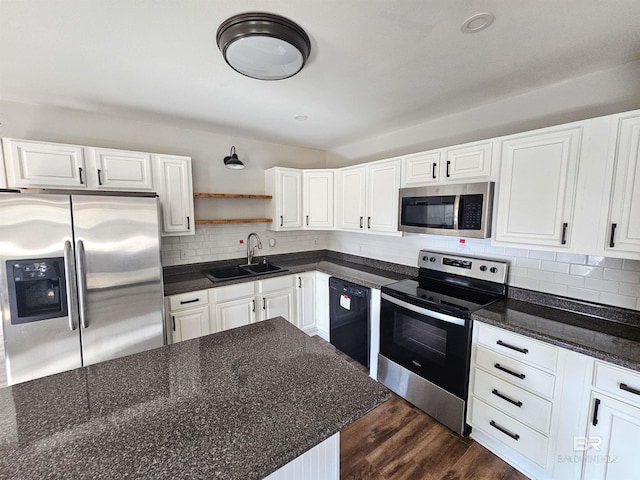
[
  {"left": 63, "top": 240, "right": 79, "bottom": 331},
  {"left": 76, "top": 239, "right": 89, "bottom": 329}
]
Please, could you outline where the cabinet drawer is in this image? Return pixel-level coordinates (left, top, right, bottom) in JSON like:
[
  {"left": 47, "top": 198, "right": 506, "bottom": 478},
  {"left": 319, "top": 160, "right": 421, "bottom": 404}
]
[
  {"left": 168, "top": 290, "right": 209, "bottom": 311},
  {"left": 469, "top": 397, "right": 549, "bottom": 468},
  {"left": 475, "top": 345, "right": 556, "bottom": 398},
  {"left": 257, "top": 275, "right": 293, "bottom": 293},
  {"left": 212, "top": 281, "right": 255, "bottom": 302},
  {"left": 477, "top": 322, "right": 558, "bottom": 372},
  {"left": 594, "top": 362, "right": 640, "bottom": 406},
  {"left": 472, "top": 368, "right": 553, "bottom": 434}
]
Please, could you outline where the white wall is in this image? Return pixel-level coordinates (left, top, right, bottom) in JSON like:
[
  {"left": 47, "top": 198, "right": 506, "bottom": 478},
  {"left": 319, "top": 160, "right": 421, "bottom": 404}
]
[
  {"left": 327, "top": 232, "right": 640, "bottom": 311},
  {"left": 327, "top": 60, "right": 640, "bottom": 165}
]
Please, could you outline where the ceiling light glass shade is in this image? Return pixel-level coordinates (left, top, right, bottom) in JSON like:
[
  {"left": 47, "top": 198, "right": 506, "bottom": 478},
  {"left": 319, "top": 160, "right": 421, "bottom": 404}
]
[
  {"left": 224, "top": 146, "right": 245, "bottom": 169},
  {"left": 217, "top": 12, "right": 311, "bottom": 80}
]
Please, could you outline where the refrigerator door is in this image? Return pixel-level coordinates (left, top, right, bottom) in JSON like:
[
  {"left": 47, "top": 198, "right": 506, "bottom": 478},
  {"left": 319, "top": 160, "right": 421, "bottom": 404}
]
[
  {"left": 0, "top": 194, "right": 82, "bottom": 385},
  {"left": 71, "top": 195, "right": 164, "bottom": 366}
]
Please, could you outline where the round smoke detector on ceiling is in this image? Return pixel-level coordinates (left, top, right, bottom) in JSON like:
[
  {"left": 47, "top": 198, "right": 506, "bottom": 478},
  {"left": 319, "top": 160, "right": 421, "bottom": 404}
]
[{"left": 461, "top": 13, "right": 494, "bottom": 33}]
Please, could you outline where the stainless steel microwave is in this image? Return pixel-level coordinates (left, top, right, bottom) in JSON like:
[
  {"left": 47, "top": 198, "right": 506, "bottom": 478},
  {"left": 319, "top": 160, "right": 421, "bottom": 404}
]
[{"left": 398, "top": 182, "right": 494, "bottom": 238}]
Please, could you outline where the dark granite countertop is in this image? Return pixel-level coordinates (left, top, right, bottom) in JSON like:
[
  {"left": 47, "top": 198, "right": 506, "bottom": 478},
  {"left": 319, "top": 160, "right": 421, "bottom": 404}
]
[
  {"left": 0, "top": 318, "right": 390, "bottom": 479},
  {"left": 163, "top": 250, "right": 413, "bottom": 295},
  {"left": 472, "top": 291, "right": 640, "bottom": 372}
]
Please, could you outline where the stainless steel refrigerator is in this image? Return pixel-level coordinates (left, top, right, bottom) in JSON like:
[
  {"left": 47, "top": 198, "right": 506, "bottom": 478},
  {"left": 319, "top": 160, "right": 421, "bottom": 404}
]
[{"left": 0, "top": 193, "right": 165, "bottom": 385}]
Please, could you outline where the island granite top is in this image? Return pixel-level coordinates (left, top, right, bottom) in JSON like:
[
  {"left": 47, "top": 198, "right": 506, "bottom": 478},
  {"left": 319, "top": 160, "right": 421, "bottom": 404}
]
[{"left": 0, "top": 318, "right": 390, "bottom": 479}]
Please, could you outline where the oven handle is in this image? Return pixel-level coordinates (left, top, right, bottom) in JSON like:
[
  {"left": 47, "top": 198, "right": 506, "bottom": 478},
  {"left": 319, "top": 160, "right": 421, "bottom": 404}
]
[{"left": 381, "top": 293, "right": 466, "bottom": 326}]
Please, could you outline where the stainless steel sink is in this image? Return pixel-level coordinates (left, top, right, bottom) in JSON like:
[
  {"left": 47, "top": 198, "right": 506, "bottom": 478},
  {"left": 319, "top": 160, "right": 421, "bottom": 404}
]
[{"left": 203, "top": 262, "right": 287, "bottom": 282}]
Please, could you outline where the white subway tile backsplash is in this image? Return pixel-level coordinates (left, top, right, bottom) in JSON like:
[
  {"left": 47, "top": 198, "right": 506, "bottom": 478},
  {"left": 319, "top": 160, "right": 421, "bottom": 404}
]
[
  {"left": 556, "top": 253, "right": 587, "bottom": 265},
  {"left": 528, "top": 250, "right": 556, "bottom": 261},
  {"left": 598, "top": 292, "right": 637, "bottom": 310},
  {"left": 584, "top": 278, "right": 619, "bottom": 294},
  {"left": 541, "top": 261, "right": 570, "bottom": 274},
  {"left": 505, "top": 247, "right": 529, "bottom": 258},
  {"left": 623, "top": 259, "right": 640, "bottom": 270},
  {"left": 552, "top": 273, "right": 585, "bottom": 288},
  {"left": 587, "top": 256, "right": 623, "bottom": 268},
  {"left": 619, "top": 282, "right": 640, "bottom": 297},
  {"left": 538, "top": 282, "right": 568, "bottom": 297},
  {"left": 569, "top": 265, "right": 604, "bottom": 278},
  {"left": 566, "top": 286, "right": 598, "bottom": 302},
  {"left": 510, "top": 276, "right": 540, "bottom": 290},
  {"left": 526, "top": 269, "right": 554, "bottom": 282},
  {"left": 603, "top": 268, "right": 640, "bottom": 284},
  {"left": 515, "top": 258, "right": 542, "bottom": 269}
]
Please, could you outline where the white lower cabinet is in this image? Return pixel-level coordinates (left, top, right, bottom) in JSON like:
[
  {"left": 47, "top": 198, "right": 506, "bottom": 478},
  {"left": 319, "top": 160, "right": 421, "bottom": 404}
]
[
  {"left": 215, "top": 296, "right": 255, "bottom": 331},
  {"left": 295, "top": 272, "right": 316, "bottom": 333},
  {"left": 165, "top": 290, "right": 211, "bottom": 343}
]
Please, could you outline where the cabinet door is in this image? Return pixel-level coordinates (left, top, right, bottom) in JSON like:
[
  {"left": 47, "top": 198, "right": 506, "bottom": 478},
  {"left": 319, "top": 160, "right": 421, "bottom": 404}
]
[
  {"left": 583, "top": 393, "right": 640, "bottom": 480},
  {"left": 495, "top": 127, "right": 582, "bottom": 247},
  {"left": 402, "top": 150, "right": 440, "bottom": 186},
  {"left": 303, "top": 170, "right": 334, "bottom": 229},
  {"left": 605, "top": 115, "right": 640, "bottom": 255},
  {"left": 278, "top": 169, "right": 303, "bottom": 229},
  {"left": 295, "top": 273, "right": 316, "bottom": 332},
  {"left": 170, "top": 306, "right": 209, "bottom": 343},
  {"left": 259, "top": 290, "right": 293, "bottom": 322},
  {"left": 89, "top": 147, "right": 153, "bottom": 191},
  {"left": 443, "top": 141, "right": 493, "bottom": 181},
  {"left": 154, "top": 154, "right": 195, "bottom": 237},
  {"left": 366, "top": 159, "right": 401, "bottom": 232},
  {"left": 215, "top": 296, "right": 255, "bottom": 332},
  {"left": 337, "top": 165, "right": 366, "bottom": 230},
  {"left": 3, "top": 138, "right": 87, "bottom": 188}
]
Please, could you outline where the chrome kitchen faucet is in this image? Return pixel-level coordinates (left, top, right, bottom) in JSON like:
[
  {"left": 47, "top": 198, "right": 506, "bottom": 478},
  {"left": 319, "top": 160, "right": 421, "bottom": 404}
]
[{"left": 246, "top": 232, "right": 263, "bottom": 265}]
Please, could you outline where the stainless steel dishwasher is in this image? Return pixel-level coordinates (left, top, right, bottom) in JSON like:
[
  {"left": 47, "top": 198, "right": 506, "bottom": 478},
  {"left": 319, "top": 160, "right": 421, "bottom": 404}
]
[{"left": 329, "top": 277, "right": 370, "bottom": 368}]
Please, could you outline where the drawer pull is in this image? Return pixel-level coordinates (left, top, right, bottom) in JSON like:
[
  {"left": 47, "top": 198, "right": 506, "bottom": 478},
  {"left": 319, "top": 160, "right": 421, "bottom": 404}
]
[
  {"left": 171, "top": 315, "right": 176, "bottom": 331},
  {"left": 592, "top": 398, "right": 601, "bottom": 426},
  {"left": 497, "top": 340, "right": 529, "bottom": 354},
  {"left": 620, "top": 383, "right": 640, "bottom": 397},
  {"left": 432, "top": 162, "right": 437, "bottom": 179},
  {"left": 180, "top": 298, "right": 199, "bottom": 305},
  {"left": 494, "top": 363, "right": 526, "bottom": 379},
  {"left": 492, "top": 389, "right": 523, "bottom": 408},
  {"left": 489, "top": 420, "right": 520, "bottom": 441}
]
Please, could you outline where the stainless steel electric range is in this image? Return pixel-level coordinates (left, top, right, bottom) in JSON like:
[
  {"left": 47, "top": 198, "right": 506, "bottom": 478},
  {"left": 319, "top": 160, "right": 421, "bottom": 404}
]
[{"left": 378, "top": 250, "right": 509, "bottom": 435}]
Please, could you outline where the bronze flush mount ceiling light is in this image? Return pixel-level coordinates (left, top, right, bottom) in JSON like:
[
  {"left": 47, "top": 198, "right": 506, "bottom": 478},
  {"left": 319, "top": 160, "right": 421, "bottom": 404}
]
[{"left": 216, "top": 12, "right": 311, "bottom": 80}]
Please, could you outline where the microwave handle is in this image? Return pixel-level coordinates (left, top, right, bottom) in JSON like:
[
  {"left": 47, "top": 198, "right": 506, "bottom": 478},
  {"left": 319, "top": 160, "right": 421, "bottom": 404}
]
[
  {"left": 452, "top": 194, "right": 461, "bottom": 230},
  {"left": 381, "top": 293, "right": 466, "bottom": 326}
]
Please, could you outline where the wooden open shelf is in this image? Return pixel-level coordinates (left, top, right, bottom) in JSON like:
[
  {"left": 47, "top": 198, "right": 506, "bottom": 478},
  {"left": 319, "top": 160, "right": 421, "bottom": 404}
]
[
  {"left": 194, "top": 193, "right": 272, "bottom": 199},
  {"left": 195, "top": 218, "right": 273, "bottom": 225}
]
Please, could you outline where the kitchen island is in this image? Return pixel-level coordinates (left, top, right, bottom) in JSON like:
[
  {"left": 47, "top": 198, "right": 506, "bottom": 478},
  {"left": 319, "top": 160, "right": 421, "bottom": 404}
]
[{"left": 0, "top": 318, "right": 390, "bottom": 479}]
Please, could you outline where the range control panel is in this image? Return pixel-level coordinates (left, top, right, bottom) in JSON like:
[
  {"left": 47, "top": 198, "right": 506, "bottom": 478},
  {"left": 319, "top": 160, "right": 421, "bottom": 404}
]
[{"left": 418, "top": 250, "right": 509, "bottom": 283}]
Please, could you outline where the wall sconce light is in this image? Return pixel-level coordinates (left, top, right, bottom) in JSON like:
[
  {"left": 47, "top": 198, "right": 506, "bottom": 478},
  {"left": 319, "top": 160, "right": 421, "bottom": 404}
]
[{"left": 223, "top": 146, "right": 245, "bottom": 169}]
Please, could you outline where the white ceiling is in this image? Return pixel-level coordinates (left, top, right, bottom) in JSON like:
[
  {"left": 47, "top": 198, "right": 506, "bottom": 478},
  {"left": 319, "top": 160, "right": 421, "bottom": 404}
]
[{"left": 1, "top": 0, "right": 639, "bottom": 151}]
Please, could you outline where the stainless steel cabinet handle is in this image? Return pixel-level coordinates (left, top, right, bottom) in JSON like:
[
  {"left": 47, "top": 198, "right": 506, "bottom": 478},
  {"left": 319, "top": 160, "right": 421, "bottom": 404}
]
[
  {"left": 497, "top": 340, "right": 528, "bottom": 354},
  {"left": 494, "top": 363, "right": 525, "bottom": 379},
  {"left": 609, "top": 223, "right": 617, "bottom": 248},
  {"left": 561, "top": 222, "right": 568, "bottom": 245},
  {"left": 489, "top": 420, "right": 520, "bottom": 441},
  {"left": 492, "top": 389, "right": 523, "bottom": 408},
  {"left": 432, "top": 162, "right": 437, "bottom": 179},
  {"left": 97, "top": 169, "right": 103, "bottom": 185},
  {"left": 446, "top": 160, "right": 451, "bottom": 178},
  {"left": 620, "top": 382, "right": 640, "bottom": 397},
  {"left": 78, "top": 167, "right": 84, "bottom": 185},
  {"left": 76, "top": 240, "right": 89, "bottom": 328},
  {"left": 63, "top": 240, "right": 78, "bottom": 331},
  {"left": 592, "top": 398, "right": 601, "bottom": 426}
]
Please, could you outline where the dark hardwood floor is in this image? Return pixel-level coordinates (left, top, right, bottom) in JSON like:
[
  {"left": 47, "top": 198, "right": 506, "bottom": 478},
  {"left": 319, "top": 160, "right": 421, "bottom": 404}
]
[{"left": 311, "top": 336, "right": 529, "bottom": 480}]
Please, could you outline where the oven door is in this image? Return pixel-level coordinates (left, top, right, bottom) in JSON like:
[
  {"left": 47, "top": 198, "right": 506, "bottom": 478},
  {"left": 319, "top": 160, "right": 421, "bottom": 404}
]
[{"left": 380, "top": 292, "right": 471, "bottom": 399}]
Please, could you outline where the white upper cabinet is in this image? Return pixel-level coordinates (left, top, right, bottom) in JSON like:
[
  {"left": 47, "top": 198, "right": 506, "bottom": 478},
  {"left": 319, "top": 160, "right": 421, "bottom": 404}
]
[
  {"left": 494, "top": 126, "right": 582, "bottom": 247},
  {"left": 87, "top": 147, "right": 154, "bottom": 191},
  {"left": 337, "top": 158, "right": 401, "bottom": 233},
  {"left": 603, "top": 114, "right": 640, "bottom": 256},
  {"left": 153, "top": 154, "right": 194, "bottom": 237},
  {"left": 3, "top": 138, "right": 88, "bottom": 188},
  {"left": 265, "top": 167, "right": 303, "bottom": 230},
  {"left": 402, "top": 141, "right": 493, "bottom": 187},
  {"left": 336, "top": 165, "right": 367, "bottom": 231},
  {"left": 303, "top": 169, "right": 334, "bottom": 229},
  {"left": 443, "top": 141, "right": 493, "bottom": 181},
  {"left": 402, "top": 150, "right": 440, "bottom": 186},
  {"left": 366, "top": 158, "right": 401, "bottom": 232}
]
